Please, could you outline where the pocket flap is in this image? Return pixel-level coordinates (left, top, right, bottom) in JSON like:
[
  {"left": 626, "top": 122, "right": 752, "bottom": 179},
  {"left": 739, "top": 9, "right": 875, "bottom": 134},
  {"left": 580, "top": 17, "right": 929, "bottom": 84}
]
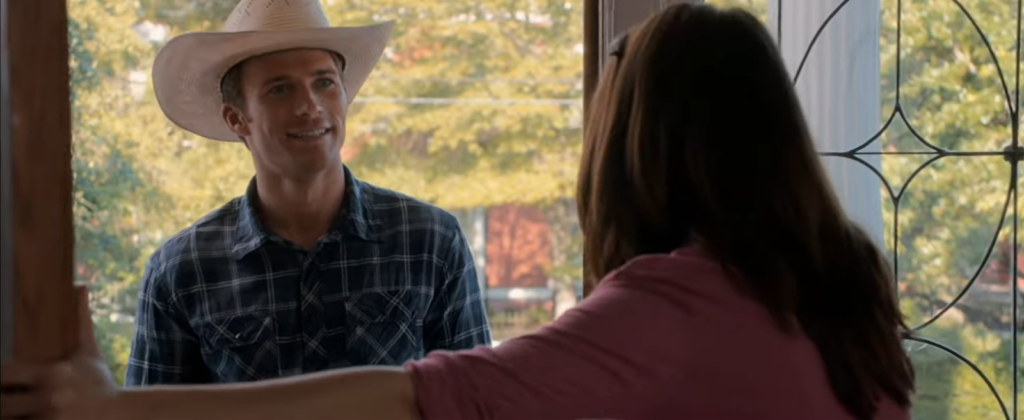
[
  {"left": 344, "top": 290, "right": 422, "bottom": 324},
  {"left": 200, "top": 312, "right": 274, "bottom": 348}
]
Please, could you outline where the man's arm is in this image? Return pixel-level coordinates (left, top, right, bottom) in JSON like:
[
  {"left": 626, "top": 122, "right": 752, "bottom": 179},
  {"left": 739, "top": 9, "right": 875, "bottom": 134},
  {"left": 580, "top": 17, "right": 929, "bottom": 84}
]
[
  {"left": 423, "top": 226, "right": 491, "bottom": 352},
  {"left": 124, "top": 255, "right": 209, "bottom": 386}
]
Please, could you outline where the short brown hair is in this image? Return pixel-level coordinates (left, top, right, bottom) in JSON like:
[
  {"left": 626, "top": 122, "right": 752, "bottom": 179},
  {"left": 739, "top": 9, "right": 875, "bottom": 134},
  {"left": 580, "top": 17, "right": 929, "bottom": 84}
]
[
  {"left": 220, "top": 49, "right": 346, "bottom": 109},
  {"left": 579, "top": 4, "right": 914, "bottom": 419}
]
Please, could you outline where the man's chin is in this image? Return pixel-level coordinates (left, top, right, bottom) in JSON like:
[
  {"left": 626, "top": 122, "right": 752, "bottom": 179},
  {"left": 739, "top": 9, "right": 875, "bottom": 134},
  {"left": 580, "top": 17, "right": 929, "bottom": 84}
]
[{"left": 289, "top": 154, "right": 342, "bottom": 176}]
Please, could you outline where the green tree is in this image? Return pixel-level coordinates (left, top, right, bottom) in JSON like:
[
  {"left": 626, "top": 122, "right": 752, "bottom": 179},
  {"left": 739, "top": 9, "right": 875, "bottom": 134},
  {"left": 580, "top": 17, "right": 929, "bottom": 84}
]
[
  {"left": 67, "top": 0, "right": 169, "bottom": 382},
  {"left": 879, "top": 0, "right": 1019, "bottom": 418},
  {"left": 69, "top": 0, "right": 585, "bottom": 382},
  {"left": 124, "top": 0, "right": 583, "bottom": 217}
]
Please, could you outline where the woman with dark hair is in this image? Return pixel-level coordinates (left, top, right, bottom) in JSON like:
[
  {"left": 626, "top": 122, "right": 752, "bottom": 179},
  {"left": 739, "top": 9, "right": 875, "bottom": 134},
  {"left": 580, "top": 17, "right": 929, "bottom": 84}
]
[{"left": 1, "top": 3, "right": 913, "bottom": 420}]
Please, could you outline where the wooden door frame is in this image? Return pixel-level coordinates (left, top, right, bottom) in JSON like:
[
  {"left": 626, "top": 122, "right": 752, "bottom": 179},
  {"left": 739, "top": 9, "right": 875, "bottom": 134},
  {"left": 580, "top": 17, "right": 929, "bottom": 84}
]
[
  {"left": 0, "top": 0, "right": 78, "bottom": 363},
  {"left": 583, "top": 0, "right": 599, "bottom": 124},
  {"left": 1, "top": 0, "right": 13, "bottom": 362}
]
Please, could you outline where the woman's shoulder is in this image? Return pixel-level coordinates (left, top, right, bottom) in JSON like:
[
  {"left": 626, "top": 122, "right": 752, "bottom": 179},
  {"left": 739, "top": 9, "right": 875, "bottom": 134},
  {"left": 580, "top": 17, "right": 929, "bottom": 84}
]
[
  {"left": 594, "top": 246, "right": 742, "bottom": 304},
  {"left": 604, "top": 246, "right": 725, "bottom": 286}
]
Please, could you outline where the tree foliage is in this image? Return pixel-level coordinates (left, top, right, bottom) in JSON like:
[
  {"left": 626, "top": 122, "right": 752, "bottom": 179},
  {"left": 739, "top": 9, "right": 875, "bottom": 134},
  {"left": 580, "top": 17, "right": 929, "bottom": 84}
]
[
  {"left": 878, "top": 1, "right": 1019, "bottom": 418},
  {"left": 69, "top": 0, "right": 584, "bottom": 384}
]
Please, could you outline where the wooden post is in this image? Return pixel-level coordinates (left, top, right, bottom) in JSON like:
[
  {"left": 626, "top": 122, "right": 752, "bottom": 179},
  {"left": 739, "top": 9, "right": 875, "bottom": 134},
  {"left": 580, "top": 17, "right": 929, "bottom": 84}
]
[
  {"left": 581, "top": 0, "right": 598, "bottom": 298},
  {"left": 1, "top": 0, "right": 14, "bottom": 362},
  {"left": 4, "top": 0, "right": 78, "bottom": 362},
  {"left": 583, "top": 0, "right": 599, "bottom": 124}
]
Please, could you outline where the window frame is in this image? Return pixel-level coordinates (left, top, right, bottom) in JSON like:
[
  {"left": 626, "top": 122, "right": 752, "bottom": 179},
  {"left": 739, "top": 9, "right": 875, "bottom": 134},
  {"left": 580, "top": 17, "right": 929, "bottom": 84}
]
[{"left": 3, "top": 2, "right": 1020, "bottom": 417}]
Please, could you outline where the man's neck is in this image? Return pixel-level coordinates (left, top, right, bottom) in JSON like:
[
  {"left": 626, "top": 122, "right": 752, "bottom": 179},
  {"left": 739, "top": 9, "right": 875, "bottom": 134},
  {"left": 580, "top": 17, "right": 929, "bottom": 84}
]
[{"left": 254, "top": 165, "right": 346, "bottom": 250}]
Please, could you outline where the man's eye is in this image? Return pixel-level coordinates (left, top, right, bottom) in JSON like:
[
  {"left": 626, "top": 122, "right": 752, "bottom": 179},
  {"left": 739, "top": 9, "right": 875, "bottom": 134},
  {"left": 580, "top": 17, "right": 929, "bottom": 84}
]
[
  {"left": 317, "top": 78, "right": 336, "bottom": 88},
  {"left": 269, "top": 85, "right": 289, "bottom": 95}
]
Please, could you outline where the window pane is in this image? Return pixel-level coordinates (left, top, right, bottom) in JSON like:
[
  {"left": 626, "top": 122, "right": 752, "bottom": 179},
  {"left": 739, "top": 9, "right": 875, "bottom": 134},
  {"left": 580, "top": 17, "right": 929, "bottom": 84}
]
[
  {"left": 720, "top": 0, "right": 1019, "bottom": 417},
  {"left": 877, "top": 0, "right": 1019, "bottom": 417},
  {"left": 69, "top": 0, "right": 583, "bottom": 383}
]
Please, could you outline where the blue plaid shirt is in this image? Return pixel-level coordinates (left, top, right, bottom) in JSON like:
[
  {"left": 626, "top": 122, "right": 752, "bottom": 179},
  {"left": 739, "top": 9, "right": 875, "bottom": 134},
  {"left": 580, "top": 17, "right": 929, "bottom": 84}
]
[{"left": 125, "top": 167, "right": 491, "bottom": 385}]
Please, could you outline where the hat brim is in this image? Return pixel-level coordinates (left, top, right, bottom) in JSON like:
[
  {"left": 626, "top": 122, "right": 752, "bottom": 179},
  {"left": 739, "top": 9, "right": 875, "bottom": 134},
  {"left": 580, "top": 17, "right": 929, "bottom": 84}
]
[{"left": 152, "top": 21, "right": 394, "bottom": 142}]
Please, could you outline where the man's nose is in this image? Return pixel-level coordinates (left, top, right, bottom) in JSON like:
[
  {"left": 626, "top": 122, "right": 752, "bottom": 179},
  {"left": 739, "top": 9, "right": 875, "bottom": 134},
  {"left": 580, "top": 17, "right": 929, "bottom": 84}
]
[{"left": 294, "top": 86, "right": 323, "bottom": 116}]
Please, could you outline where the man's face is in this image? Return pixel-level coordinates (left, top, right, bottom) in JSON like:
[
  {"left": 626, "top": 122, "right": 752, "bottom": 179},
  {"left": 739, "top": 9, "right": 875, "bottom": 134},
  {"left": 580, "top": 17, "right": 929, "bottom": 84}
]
[{"left": 223, "top": 49, "right": 347, "bottom": 179}]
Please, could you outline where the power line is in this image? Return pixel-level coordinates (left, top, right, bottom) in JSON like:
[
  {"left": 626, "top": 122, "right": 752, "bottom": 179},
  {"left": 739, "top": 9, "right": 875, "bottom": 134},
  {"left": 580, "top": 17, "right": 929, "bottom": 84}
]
[
  {"left": 371, "top": 76, "right": 582, "bottom": 85},
  {"left": 354, "top": 96, "right": 581, "bottom": 106}
]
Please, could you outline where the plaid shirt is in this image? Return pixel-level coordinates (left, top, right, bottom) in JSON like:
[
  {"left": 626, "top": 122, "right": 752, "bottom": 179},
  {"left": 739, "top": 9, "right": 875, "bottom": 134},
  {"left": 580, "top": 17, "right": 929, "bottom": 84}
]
[{"left": 125, "top": 167, "right": 491, "bottom": 385}]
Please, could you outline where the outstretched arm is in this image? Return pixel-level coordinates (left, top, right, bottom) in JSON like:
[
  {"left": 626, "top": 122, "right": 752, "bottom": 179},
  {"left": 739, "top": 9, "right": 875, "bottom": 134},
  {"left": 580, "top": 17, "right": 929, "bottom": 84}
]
[
  {"left": 3, "top": 287, "right": 420, "bottom": 420},
  {"left": 114, "top": 366, "right": 417, "bottom": 420},
  {"left": 112, "top": 275, "right": 660, "bottom": 420},
  {"left": 4, "top": 264, "right": 672, "bottom": 420}
]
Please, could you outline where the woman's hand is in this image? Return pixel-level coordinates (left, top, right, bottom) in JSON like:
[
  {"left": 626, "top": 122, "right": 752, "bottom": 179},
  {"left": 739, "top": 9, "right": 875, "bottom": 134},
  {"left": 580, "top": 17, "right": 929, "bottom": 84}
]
[{"left": 0, "top": 287, "right": 120, "bottom": 420}]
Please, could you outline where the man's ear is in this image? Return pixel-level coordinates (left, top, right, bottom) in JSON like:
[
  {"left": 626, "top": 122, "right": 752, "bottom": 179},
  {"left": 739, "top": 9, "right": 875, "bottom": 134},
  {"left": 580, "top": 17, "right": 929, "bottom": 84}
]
[
  {"left": 222, "top": 103, "right": 251, "bottom": 140},
  {"left": 341, "top": 84, "right": 349, "bottom": 111}
]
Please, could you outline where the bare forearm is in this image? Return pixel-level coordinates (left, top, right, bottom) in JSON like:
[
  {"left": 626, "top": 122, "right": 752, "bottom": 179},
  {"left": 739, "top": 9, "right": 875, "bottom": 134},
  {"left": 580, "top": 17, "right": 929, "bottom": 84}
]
[{"left": 112, "top": 367, "right": 418, "bottom": 420}]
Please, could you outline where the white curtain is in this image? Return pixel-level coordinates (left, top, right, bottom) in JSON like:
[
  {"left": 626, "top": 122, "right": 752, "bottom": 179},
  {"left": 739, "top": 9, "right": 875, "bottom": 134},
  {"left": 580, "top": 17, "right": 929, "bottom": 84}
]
[{"left": 770, "top": 0, "right": 886, "bottom": 247}]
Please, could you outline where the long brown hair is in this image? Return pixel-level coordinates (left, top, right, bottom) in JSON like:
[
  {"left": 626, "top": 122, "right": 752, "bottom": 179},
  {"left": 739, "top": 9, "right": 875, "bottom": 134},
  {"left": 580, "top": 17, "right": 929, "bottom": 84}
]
[{"left": 578, "top": 4, "right": 914, "bottom": 419}]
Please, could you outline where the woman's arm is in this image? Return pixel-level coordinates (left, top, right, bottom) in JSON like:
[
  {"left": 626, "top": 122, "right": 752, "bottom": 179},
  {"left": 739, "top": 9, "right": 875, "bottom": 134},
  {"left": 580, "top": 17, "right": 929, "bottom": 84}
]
[
  {"left": 17, "top": 263, "right": 673, "bottom": 420},
  {"left": 112, "top": 366, "right": 417, "bottom": 420},
  {"left": 3, "top": 287, "right": 422, "bottom": 420},
  {"left": 112, "top": 269, "right": 672, "bottom": 420}
]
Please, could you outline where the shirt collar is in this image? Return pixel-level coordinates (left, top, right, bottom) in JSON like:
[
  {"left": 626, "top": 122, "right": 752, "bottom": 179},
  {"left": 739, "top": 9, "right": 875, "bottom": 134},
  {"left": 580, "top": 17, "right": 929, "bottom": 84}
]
[{"left": 231, "top": 165, "right": 382, "bottom": 258}]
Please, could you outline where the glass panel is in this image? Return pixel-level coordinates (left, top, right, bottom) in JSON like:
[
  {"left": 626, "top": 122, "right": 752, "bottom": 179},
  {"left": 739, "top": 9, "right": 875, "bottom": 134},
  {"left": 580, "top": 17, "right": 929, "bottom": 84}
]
[
  {"left": 881, "top": 0, "right": 1014, "bottom": 152},
  {"left": 69, "top": 0, "right": 583, "bottom": 382},
  {"left": 907, "top": 339, "right": 1008, "bottom": 419},
  {"left": 758, "top": 0, "right": 1020, "bottom": 415},
  {"left": 893, "top": 156, "right": 1010, "bottom": 328},
  {"left": 876, "top": 0, "right": 1018, "bottom": 415}
]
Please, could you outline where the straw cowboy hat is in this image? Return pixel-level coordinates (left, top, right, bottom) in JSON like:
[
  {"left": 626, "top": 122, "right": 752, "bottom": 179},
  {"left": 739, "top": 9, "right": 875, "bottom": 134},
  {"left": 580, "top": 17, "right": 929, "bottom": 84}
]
[{"left": 152, "top": 0, "right": 394, "bottom": 142}]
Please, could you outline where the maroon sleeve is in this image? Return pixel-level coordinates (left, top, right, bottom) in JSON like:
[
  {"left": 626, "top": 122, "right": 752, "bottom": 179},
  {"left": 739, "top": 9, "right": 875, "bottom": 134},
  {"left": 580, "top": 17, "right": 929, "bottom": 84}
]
[{"left": 404, "top": 274, "right": 679, "bottom": 420}]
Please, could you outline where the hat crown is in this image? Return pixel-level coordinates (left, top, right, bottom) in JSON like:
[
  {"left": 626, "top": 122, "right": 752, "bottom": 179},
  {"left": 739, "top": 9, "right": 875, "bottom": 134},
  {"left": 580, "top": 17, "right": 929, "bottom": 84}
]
[{"left": 223, "top": 0, "right": 331, "bottom": 32}]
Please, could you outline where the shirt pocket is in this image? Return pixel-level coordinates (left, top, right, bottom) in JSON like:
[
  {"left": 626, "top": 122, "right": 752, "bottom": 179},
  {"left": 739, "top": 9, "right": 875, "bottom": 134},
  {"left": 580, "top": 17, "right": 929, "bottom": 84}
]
[
  {"left": 343, "top": 290, "right": 426, "bottom": 365},
  {"left": 196, "top": 311, "right": 281, "bottom": 382}
]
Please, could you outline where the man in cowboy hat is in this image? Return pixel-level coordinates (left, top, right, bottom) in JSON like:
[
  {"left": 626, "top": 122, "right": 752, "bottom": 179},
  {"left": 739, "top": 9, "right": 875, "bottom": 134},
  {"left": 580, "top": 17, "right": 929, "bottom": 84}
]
[{"left": 124, "top": 0, "right": 490, "bottom": 385}]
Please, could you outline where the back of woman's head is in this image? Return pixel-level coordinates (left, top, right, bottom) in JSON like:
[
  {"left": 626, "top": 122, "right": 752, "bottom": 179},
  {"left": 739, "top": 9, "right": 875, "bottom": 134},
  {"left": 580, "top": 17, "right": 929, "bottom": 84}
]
[{"left": 577, "top": 4, "right": 914, "bottom": 419}]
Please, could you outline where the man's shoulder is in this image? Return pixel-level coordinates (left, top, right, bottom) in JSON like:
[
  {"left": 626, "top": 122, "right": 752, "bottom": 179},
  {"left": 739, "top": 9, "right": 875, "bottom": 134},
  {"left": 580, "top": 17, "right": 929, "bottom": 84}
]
[
  {"left": 146, "top": 196, "right": 244, "bottom": 276},
  {"left": 359, "top": 181, "right": 462, "bottom": 234}
]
